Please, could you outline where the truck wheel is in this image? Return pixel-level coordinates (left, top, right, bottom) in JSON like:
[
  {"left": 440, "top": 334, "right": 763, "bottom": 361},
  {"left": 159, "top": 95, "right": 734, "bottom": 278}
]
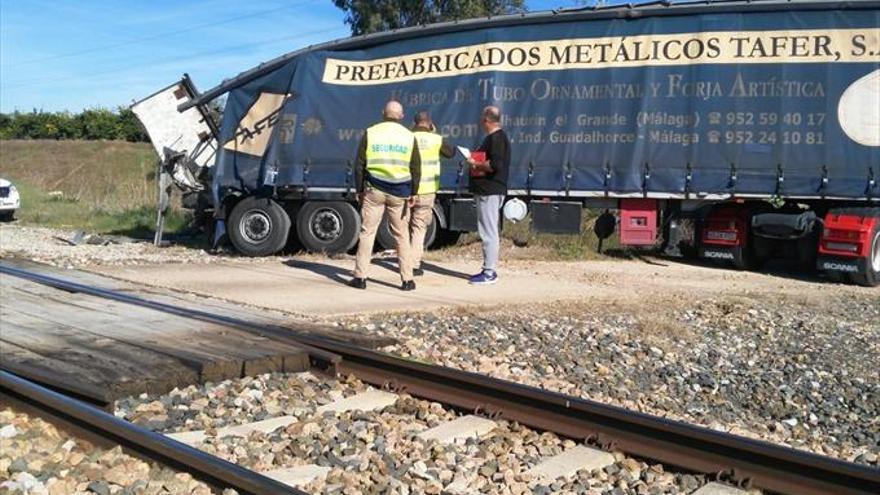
[
  {"left": 751, "top": 235, "right": 773, "bottom": 269},
  {"left": 433, "top": 228, "right": 462, "bottom": 249},
  {"left": 296, "top": 201, "right": 360, "bottom": 254},
  {"left": 851, "top": 224, "right": 880, "bottom": 287},
  {"left": 228, "top": 197, "right": 291, "bottom": 257},
  {"left": 730, "top": 245, "right": 758, "bottom": 271},
  {"left": 377, "top": 210, "right": 437, "bottom": 251},
  {"left": 825, "top": 270, "right": 846, "bottom": 284}
]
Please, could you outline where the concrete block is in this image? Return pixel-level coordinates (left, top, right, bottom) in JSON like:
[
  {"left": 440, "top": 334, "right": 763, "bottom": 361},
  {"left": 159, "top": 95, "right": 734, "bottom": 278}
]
[
  {"left": 692, "top": 482, "right": 751, "bottom": 495},
  {"left": 527, "top": 445, "right": 615, "bottom": 481},
  {"left": 165, "top": 430, "right": 206, "bottom": 445},
  {"left": 262, "top": 465, "right": 331, "bottom": 486},
  {"left": 417, "top": 415, "right": 496, "bottom": 444},
  {"left": 165, "top": 415, "right": 297, "bottom": 446},
  {"left": 316, "top": 389, "right": 398, "bottom": 413},
  {"left": 231, "top": 415, "right": 297, "bottom": 435}
]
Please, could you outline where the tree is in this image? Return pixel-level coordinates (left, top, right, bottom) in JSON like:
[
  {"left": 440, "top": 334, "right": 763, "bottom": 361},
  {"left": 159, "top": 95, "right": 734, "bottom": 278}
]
[
  {"left": 76, "top": 109, "right": 120, "bottom": 140},
  {"left": 0, "top": 108, "right": 149, "bottom": 142},
  {"left": 332, "top": 0, "right": 527, "bottom": 36},
  {"left": 117, "top": 107, "right": 148, "bottom": 142}
]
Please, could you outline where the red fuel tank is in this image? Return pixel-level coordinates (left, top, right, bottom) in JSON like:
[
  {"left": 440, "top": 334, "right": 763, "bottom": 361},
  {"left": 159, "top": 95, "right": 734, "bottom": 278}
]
[{"left": 619, "top": 199, "right": 658, "bottom": 246}]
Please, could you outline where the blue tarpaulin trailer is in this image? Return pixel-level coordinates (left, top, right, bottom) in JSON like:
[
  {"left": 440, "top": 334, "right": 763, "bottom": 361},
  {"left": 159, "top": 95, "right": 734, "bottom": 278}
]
[{"left": 133, "top": 0, "right": 880, "bottom": 286}]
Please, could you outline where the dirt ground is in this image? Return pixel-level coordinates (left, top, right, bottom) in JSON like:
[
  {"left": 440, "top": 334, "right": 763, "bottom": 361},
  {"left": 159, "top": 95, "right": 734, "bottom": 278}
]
[{"left": 91, "top": 252, "right": 876, "bottom": 318}]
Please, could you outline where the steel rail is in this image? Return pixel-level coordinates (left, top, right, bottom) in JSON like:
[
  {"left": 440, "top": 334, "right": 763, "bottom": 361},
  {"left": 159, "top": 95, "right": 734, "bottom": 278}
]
[
  {"left": 316, "top": 341, "right": 880, "bottom": 495},
  {"left": 0, "top": 359, "right": 112, "bottom": 410},
  {"left": 3, "top": 263, "right": 879, "bottom": 495},
  {"left": 0, "top": 371, "right": 305, "bottom": 495}
]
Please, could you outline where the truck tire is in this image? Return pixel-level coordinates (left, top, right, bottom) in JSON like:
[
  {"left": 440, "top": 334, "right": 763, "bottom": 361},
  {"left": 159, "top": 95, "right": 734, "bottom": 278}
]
[
  {"left": 850, "top": 223, "right": 880, "bottom": 287},
  {"left": 825, "top": 270, "right": 846, "bottom": 284},
  {"left": 228, "top": 197, "right": 291, "bottom": 257},
  {"left": 296, "top": 201, "right": 360, "bottom": 254},
  {"left": 433, "top": 228, "right": 462, "bottom": 248},
  {"left": 823, "top": 207, "right": 880, "bottom": 287},
  {"left": 730, "top": 245, "right": 758, "bottom": 271},
  {"left": 376, "top": 210, "right": 437, "bottom": 251}
]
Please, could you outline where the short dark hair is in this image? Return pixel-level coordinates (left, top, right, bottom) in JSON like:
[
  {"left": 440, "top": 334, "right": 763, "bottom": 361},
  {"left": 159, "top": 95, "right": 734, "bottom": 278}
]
[
  {"left": 482, "top": 106, "right": 501, "bottom": 123},
  {"left": 414, "top": 110, "right": 432, "bottom": 126}
]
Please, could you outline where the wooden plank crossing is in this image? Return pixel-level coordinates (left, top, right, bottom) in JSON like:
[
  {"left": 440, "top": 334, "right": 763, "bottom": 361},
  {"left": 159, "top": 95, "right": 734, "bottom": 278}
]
[
  {"left": 0, "top": 262, "right": 322, "bottom": 401},
  {"left": 12, "top": 260, "right": 397, "bottom": 348}
]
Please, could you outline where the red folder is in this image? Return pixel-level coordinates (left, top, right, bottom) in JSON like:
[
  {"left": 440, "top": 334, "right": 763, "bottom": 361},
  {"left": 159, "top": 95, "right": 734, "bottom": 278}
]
[{"left": 469, "top": 151, "right": 487, "bottom": 177}]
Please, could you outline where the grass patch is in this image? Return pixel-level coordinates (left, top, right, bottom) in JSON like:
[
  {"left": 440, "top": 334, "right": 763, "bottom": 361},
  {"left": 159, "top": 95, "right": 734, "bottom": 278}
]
[
  {"left": 431, "top": 210, "right": 633, "bottom": 263},
  {"left": 502, "top": 212, "right": 622, "bottom": 260},
  {"left": 0, "top": 140, "right": 157, "bottom": 209},
  {"left": 10, "top": 180, "right": 190, "bottom": 237},
  {"left": 442, "top": 211, "right": 624, "bottom": 262},
  {"left": 0, "top": 140, "right": 189, "bottom": 236}
]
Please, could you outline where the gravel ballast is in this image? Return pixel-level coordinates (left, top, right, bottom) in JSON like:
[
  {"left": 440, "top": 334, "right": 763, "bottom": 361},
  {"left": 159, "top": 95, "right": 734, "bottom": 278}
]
[
  {"left": 118, "top": 372, "right": 717, "bottom": 495},
  {"left": 0, "top": 408, "right": 224, "bottom": 495},
  {"left": 339, "top": 293, "right": 880, "bottom": 467},
  {"left": 0, "top": 224, "right": 223, "bottom": 267}
]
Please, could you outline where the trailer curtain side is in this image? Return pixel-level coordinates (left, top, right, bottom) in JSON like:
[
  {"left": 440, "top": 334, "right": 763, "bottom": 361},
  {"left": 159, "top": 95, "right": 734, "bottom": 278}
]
[{"left": 213, "top": 5, "right": 880, "bottom": 203}]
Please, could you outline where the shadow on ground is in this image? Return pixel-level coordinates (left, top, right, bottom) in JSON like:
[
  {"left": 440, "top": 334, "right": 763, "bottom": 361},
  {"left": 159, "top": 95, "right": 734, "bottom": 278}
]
[
  {"left": 284, "top": 256, "right": 473, "bottom": 288},
  {"left": 372, "top": 258, "right": 472, "bottom": 280},
  {"left": 283, "top": 259, "right": 399, "bottom": 289}
]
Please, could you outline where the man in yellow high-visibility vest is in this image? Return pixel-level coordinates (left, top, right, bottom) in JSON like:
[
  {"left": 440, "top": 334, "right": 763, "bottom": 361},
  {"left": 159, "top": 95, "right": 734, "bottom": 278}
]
[
  {"left": 410, "top": 111, "right": 455, "bottom": 276},
  {"left": 350, "top": 100, "right": 422, "bottom": 291}
]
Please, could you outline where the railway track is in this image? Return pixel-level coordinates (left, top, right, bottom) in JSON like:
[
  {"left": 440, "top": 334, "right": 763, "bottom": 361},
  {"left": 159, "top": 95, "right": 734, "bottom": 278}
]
[
  {"left": 0, "top": 370, "right": 304, "bottom": 495},
  {"left": 1, "top": 262, "right": 878, "bottom": 495}
]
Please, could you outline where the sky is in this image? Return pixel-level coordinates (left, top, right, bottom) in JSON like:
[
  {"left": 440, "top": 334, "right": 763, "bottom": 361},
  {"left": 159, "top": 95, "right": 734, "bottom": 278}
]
[{"left": 0, "top": 0, "right": 593, "bottom": 113}]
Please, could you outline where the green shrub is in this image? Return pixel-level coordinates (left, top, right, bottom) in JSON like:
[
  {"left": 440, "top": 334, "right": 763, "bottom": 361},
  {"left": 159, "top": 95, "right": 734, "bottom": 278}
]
[{"left": 0, "top": 108, "right": 148, "bottom": 142}]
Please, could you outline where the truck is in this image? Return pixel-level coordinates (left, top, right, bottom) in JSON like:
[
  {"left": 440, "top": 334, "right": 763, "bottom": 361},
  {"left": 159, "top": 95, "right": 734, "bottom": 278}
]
[{"left": 132, "top": 0, "right": 880, "bottom": 286}]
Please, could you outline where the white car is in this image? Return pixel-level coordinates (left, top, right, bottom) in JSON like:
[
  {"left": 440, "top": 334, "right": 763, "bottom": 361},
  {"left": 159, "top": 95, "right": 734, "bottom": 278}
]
[{"left": 0, "top": 178, "right": 21, "bottom": 221}]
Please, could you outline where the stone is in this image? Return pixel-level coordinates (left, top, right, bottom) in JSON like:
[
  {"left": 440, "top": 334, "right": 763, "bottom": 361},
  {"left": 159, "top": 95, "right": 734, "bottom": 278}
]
[
  {"left": 48, "top": 478, "right": 77, "bottom": 495},
  {"left": 104, "top": 460, "right": 149, "bottom": 486},
  {"left": 0, "top": 424, "right": 18, "bottom": 438},
  {"left": 88, "top": 480, "right": 112, "bottom": 495},
  {"left": 443, "top": 475, "right": 471, "bottom": 494},
  {"left": 166, "top": 416, "right": 298, "bottom": 445},
  {"left": 8, "top": 457, "right": 27, "bottom": 473}
]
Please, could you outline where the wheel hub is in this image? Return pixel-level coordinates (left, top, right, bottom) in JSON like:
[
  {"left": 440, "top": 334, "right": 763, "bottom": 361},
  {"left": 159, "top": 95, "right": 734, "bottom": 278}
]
[
  {"left": 240, "top": 210, "right": 272, "bottom": 243},
  {"left": 312, "top": 209, "right": 342, "bottom": 241}
]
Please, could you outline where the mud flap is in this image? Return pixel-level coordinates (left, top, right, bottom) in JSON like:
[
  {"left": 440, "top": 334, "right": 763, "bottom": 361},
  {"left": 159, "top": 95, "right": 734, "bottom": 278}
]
[
  {"left": 212, "top": 220, "right": 227, "bottom": 250},
  {"left": 154, "top": 166, "right": 173, "bottom": 247}
]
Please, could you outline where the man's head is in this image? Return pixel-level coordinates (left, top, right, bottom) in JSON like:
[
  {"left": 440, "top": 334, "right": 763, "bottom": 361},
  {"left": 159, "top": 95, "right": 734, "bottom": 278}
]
[
  {"left": 383, "top": 100, "right": 404, "bottom": 121},
  {"left": 413, "top": 110, "right": 433, "bottom": 129},
  {"left": 481, "top": 106, "right": 501, "bottom": 132}
]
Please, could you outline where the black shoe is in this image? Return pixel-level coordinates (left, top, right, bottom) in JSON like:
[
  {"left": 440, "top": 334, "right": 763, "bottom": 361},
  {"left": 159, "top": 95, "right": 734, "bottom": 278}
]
[
  {"left": 413, "top": 267, "right": 424, "bottom": 277},
  {"left": 348, "top": 277, "right": 367, "bottom": 289},
  {"left": 400, "top": 280, "right": 416, "bottom": 291}
]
